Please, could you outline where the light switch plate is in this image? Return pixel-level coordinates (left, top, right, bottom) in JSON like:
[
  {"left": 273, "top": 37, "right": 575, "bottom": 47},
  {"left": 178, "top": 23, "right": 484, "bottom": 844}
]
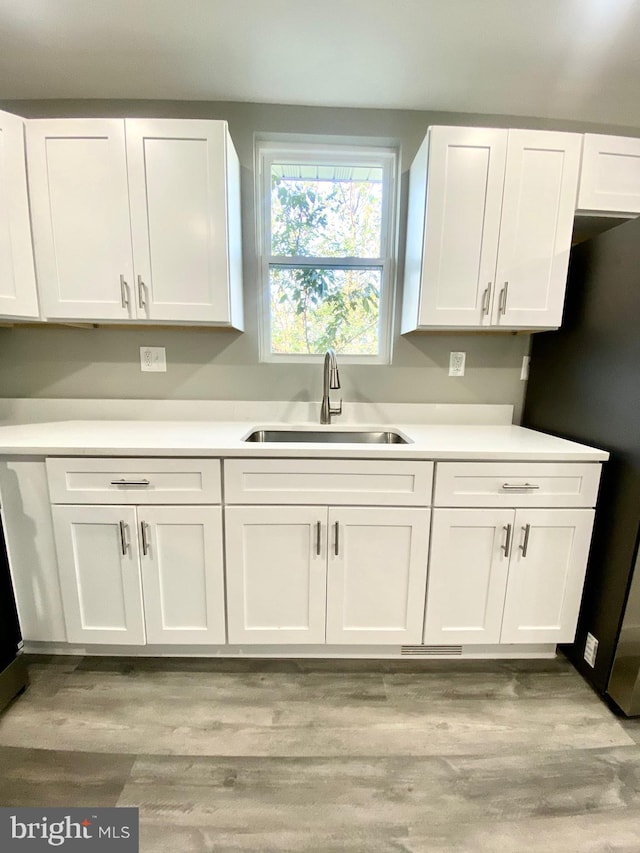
[
  {"left": 140, "top": 346, "right": 166, "bottom": 372},
  {"left": 521, "top": 355, "right": 531, "bottom": 381}
]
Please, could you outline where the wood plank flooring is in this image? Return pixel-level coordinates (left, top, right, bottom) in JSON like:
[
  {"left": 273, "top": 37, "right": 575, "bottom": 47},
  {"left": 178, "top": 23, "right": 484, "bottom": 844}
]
[{"left": 1, "top": 654, "right": 639, "bottom": 852}]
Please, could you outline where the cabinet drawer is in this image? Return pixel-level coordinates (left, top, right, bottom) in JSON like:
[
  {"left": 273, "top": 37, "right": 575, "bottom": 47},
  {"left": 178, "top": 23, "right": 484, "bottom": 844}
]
[
  {"left": 46, "top": 458, "right": 221, "bottom": 504},
  {"left": 224, "top": 459, "right": 433, "bottom": 506},
  {"left": 434, "top": 462, "right": 601, "bottom": 508}
]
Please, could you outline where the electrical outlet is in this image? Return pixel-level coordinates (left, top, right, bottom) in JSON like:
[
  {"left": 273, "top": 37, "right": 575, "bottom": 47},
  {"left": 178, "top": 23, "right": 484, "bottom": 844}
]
[
  {"left": 140, "top": 346, "right": 166, "bottom": 372},
  {"left": 449, "top": 352, "right": 466, "bottom": 377},
  {"left": 521, "top": 355, "right": 530, "bottom": 381},
  {"left": 584, "top": 632, "right": 599, "bottom": 668}
]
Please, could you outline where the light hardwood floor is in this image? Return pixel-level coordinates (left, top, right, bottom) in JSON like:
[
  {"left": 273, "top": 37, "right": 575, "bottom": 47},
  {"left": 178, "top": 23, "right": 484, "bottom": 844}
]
[{"left": 1, "top": 655, "right": 640, "bottom": 852}]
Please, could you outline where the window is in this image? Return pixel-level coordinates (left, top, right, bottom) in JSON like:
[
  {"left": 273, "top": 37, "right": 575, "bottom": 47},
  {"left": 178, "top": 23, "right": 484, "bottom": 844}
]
[{"left": 257, "top": 142, "right": 397, "bottom": 363}]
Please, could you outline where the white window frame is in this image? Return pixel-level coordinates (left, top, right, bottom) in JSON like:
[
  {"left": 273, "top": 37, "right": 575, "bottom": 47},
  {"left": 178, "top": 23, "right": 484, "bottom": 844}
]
[{"left": 256, "top": 140, "right": 398, "bottom": 364}]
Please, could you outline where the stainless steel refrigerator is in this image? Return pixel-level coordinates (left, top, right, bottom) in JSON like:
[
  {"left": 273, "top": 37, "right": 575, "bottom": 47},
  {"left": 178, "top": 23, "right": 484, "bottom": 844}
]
[{"left": 523, "top": 215, "right": 640, "bottom": 715}]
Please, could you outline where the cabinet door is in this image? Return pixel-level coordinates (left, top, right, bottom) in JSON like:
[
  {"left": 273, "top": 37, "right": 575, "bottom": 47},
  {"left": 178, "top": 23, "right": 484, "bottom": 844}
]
[
  {"left": 417, "top": 127, "right": 507, "bottom": 327},
  {"left": 500, "top": 509, "right": 595, "bottom": 644},
  {"left": 493, "top": 130, "right": 581, "bottom": 329},
  {"left": 424, "top": 508, "right": 513, "bottom": 645},
  {"left": 0, "top": 110, "right": 39, "bottom": 319},
  {"left": 225, "top": 506, "right": 327, "bottom": 644},
  {"left": 326, "top": 507, "right": 430, "bottom": 644},
  {"left": 51, "top": 505, "right": 145, "bottom": 645},
  {"left": 578, "top": 134, "right": 640, "bottom": 213},
  {"left": 27, "top": 119, "right": 134, "bottom": 321},
  {"left": 126, "top": 119, "right": 238, "bottom": 325},
  {"left": 139, "top": 505, "right": 225, "bottom": 644}
]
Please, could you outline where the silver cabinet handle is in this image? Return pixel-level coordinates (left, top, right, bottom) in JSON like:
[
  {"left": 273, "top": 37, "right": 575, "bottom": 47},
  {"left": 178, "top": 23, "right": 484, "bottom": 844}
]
[
  {"left": 316, "top": 521, "right": 321, "bottom": 556},
  {"left": 137, "top": 275, "right": 147, "bottom": 310},
  {"left": 140, "top": 520, "right": 150, "bottom": 556},
  {"left": 520, "top": 523, "right": 531, "bottom": 558},
  {"left": 334, "top": 521, "right": 339, "bottom": 556},
  {"left": 120, "top": 275, "right": 130, "bottom": 309},
  {"left": 481, "top": 282, "right": 492, "bottom": 315},
  {"left": 119, "top": 520, "right": 128, "bottom": 556},
  {"left": 499, "top": 281, "right": 509, "bottom": 315},
  {"left": 502, "top": 523, "right": 512, "bottom": 558},
  {"left": 110, "top": 479, "right": 151, "bottom": 487},
  {"left": 501, "top": 483, "right": 540, "bottom": 491}
]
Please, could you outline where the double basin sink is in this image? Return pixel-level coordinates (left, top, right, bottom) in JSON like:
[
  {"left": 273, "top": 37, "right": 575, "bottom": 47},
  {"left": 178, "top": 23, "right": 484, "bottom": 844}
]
[{"left": 245, "top": 429, "right": 408, "bottom": 444}]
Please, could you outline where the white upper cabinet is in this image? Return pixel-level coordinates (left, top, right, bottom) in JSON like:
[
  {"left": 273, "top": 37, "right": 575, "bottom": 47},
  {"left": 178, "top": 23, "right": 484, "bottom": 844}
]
[
  {"left": 27, "top": 118, "right": 243, "bottom": 326},
  {"left": 126, "top": 119, "right": 243, "bottom": 326},
  {"left": 493, "top": 130, "right": 581, "bottom": 328},
  {"left": 577, "top": 134, "right": 640, "bottom": 214},
  {"left": 402, "top": 126, "right": 581, "bottom": 331},
  {"left": 403, "top": 127, "right": 507, "bottom": 330},
  {"left": 27, "top": 119, "right": 135, "bottom": 321},
  {"left": 0, "top": 110, "right": 39, "bottom": 319}
]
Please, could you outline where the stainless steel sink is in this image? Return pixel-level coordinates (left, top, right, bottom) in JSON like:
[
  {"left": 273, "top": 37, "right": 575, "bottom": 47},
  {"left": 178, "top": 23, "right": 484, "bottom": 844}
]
[{"left": 245, "top": 429, "right": 409, "bottom": 444}]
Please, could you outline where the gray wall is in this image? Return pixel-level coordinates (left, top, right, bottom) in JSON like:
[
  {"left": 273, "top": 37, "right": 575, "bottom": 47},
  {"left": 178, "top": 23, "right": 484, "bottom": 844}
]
[{"left": 2, "top": 100, "right": 634, "bottom": 420}]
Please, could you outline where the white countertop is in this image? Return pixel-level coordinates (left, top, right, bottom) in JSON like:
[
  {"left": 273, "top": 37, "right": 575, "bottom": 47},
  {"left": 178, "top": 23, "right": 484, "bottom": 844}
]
[{"left": 0, "top": 419, "right": 609, "bottom": 461}]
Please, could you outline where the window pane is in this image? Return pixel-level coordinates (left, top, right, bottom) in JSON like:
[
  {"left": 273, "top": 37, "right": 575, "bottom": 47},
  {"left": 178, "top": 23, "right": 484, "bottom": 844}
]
[
  {"left": 270, "top": 266, "right": 381, "bottom": 355},
  {"left": 271, "top": 165, "right": 383, "bottom": 258}
]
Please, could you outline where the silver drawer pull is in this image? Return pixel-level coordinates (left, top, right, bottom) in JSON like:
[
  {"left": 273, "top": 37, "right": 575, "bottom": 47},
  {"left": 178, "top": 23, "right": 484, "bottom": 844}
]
[
  {"left": 502, "top": 523, "right": 512, "bottom": 558},
  {"left": 137, "top": 275, "right": 147, "bottom": 309},
  {"left": 481, "top": 282, "right": 492, "bottom": 315},
  {"left": 520, "top": 523, "right": 531, "bottom": 558},
  {"left": 499, "top": 281, "right": 509, "bottom": 315},
  {"left": 110, "top": 479, "right": 151, "bottom": 487},
  {"left": 119, "top": 520, "right": 128, "bottom": 556},
  {"left": 120, "top": 274, "right": 130, "bottom": 309},
  {"left": 140, "top": 520, "right": 150, "bottom": 556},
  {"left": 501, "top": 483, "right": 540, "bottom": 491}
]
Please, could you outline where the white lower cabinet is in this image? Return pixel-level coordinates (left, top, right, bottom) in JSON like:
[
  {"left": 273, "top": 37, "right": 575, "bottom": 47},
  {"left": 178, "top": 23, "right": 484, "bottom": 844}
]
[
  {"left": 225, "top": 505, "right": 431, "bottom": 645},
  {"left": 500, "top": 509, "right": 595, "bottom": 644},
  {"left": 424, "top": 507, "right": 595, "bottom": 645},
  {"left": 225, "top": 506, "right": 327, "bottom": 644},
  {"left": 52, "top": 505, "right": 146, "bottom": 645},
  {"left": 424, "top": 509, "right": 512, "bottom": 644},
  {"left": 326, "top": 507, "right": 430, "bottom": 644},
  {"left": 139, "top": 506, "right": 225, "bottom": 644},
  {"left": 52, "top": 504, "right": 225, "bottom": 645}
]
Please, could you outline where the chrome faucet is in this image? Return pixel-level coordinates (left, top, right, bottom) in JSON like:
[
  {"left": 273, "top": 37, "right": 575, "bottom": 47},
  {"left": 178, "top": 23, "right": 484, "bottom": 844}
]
[{"left": 320, "top": 348, "right": 342, "bottom": 424}]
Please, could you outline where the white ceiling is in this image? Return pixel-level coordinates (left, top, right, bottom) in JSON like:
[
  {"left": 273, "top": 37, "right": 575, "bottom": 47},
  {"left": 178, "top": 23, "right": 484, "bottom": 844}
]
[{"left": 1, "top": 0, "right": 640, "bottom": 128}]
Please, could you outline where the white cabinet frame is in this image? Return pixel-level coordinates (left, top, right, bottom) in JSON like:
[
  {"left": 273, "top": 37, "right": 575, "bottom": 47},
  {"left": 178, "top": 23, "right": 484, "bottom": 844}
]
[
  {"left": 403, "top": 126, "right": 581, "bottom": 331},
  {"left": 0, "top": 110, "right": 40, "bottom": 319},
  {"left": 52, "top": 502, "right": 225, "bottom": 646},
  {"left": 424, "top": 507, "right": 595, "bottom": 646},
  {"left": 27, "top": 118, "right": 243, "bottom": 327},
  {"left": 226, "top": 504, "right": 431, "bottom": 646}
]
